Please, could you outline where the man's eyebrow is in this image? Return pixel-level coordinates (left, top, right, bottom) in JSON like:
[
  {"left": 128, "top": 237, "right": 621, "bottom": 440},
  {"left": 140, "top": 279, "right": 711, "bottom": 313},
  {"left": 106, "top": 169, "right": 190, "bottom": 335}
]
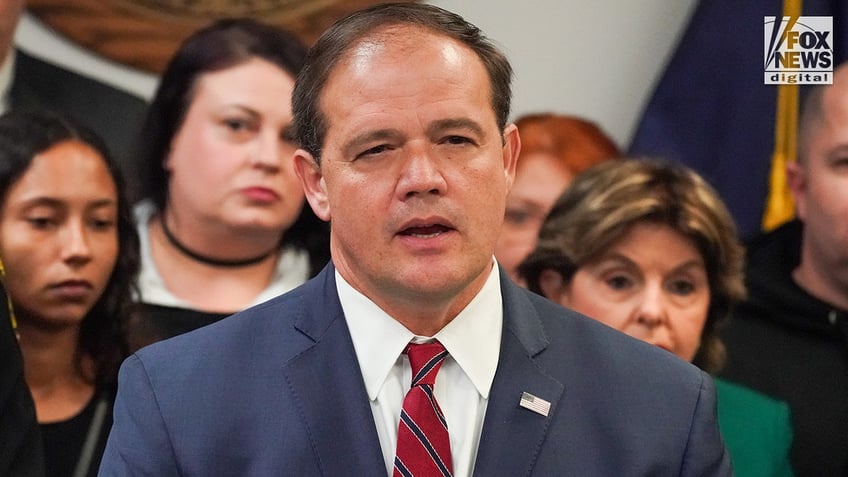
[
  {"left": 342, "top": 128, "right": 403, "bottom": 156},
  {"left": 340, "top": 119, "right": 486, "bottom": 156},
  {"left": 825, "top": 144, "right": 848, "bottom": 161},
  {"left": 427, "top": 118, "right": 485, "bottom": 138}
]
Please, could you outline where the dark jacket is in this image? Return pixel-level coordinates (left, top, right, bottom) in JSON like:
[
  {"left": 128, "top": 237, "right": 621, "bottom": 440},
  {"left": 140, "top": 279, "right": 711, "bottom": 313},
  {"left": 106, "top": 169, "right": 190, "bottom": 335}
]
[
  {"left": 0, "top": 275, "right": 44, "bottom": 476},
  {"left": 720, "top": 220, "right": 848, "bottom": 476},
  {"left": 10, "top": 50, "right": 147, "bottom": 199}
]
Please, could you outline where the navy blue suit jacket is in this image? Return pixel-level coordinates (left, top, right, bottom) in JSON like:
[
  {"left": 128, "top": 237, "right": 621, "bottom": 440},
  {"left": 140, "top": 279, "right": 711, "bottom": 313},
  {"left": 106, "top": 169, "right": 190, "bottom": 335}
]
[{"left": 99, "top": 264, "right": 731, "bottom": 476}]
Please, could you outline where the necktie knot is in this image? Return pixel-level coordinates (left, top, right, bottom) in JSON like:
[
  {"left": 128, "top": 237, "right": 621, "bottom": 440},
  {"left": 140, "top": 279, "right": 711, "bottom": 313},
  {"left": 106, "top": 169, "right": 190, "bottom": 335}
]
[{"left": 405, "top": 341, "right": 448, "bottom": 387}]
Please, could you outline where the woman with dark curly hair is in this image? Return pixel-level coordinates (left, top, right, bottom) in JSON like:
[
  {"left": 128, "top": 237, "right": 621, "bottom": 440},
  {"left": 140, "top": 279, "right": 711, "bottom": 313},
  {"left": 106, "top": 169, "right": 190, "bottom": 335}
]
[
  {"left": 519, "top": 158, "right": 793, "bottom": 477},
  {"left": 0, "top": 110, "right": 139, "bottom": 477}
]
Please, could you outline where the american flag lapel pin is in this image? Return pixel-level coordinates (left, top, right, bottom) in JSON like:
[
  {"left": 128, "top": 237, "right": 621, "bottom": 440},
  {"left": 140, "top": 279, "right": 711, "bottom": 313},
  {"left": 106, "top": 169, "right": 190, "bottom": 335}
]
[{"left": 519, "top": 392, "right": 551, "bottom": 417}]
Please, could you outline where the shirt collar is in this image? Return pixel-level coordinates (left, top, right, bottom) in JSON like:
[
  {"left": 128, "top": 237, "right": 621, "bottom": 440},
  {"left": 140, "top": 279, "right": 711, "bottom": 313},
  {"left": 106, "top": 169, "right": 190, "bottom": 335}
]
[{"left": 339, "top": 261, "right": 503, "bottom": 400}]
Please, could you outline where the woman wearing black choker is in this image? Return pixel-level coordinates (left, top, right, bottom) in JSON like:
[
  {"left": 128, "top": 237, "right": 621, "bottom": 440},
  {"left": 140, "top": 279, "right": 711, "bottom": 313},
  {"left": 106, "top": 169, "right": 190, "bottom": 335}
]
[{"left": 129, "top": 19, "right": 329, "bottom": 351}]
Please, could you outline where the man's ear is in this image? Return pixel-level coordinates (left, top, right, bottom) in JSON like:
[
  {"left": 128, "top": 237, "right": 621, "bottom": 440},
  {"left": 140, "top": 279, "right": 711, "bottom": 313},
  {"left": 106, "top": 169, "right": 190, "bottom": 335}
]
[
  {"left": 293, "top": 149, "right": 331, "bottom": 222},
  {"left": 786, "top": 159, "right": 807, "bottom": 220},
  {"left": 502, "top": 123, "right": 521, "bottom": 191},
  {"left": 538, "top": 268, "right": 567, "bottom": 303}
]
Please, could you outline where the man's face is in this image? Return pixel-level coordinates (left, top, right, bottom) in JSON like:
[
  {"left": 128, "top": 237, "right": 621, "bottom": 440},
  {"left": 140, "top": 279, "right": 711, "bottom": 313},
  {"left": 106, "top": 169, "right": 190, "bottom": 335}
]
[
  {"left": 295, "top": 26, "right": 519, "bottom": 324},
  {"left": 790, "top": 68, "right": 848, "bottom": 302}
]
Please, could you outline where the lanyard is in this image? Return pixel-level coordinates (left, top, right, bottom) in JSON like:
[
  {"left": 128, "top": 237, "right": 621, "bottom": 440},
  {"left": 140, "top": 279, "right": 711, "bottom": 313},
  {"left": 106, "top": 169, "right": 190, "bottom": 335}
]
[{"left": 72, "top": 395, "right": 109, "bottom": 477}]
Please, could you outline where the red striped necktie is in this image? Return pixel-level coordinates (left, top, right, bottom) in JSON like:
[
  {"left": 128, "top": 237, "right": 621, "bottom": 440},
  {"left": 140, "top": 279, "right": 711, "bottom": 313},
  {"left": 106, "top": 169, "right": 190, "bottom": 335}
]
[{"left": 393, "top": 341, "right": 453, "bottom": 477}]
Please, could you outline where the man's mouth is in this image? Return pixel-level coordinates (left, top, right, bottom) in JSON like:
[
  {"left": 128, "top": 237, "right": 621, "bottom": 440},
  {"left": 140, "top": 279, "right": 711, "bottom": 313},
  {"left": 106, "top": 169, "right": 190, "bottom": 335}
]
[{"left": 400, "top": 224, "right": 452, "bottom": 238}]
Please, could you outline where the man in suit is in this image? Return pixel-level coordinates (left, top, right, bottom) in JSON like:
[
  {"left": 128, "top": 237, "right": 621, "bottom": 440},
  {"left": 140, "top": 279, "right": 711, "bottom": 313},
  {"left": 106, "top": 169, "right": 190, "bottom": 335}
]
[
  {"left": 1, "top": 0, "right": 147, "bottom": 198},
  {"left": 99, "top": 4, "right": 732, "bottom": 475}
]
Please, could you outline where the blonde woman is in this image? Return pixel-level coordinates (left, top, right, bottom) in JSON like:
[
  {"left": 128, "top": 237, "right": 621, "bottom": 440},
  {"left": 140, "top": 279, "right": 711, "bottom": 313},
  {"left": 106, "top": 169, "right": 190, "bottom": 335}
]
[{"left": 520, "top": 158, "right": 794, "bottom": 476}]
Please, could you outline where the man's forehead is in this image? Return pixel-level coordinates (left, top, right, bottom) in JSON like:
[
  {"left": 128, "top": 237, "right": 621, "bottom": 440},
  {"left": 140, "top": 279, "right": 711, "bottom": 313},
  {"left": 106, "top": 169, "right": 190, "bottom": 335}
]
[
  {"left": 320, "top": 26, "right": 489, "bottom": 111},
  {"left": 820, "top": 82, "right": 848, "bottom": 128},
  {"left": 339, "top": 24, "right": 465, "bottom": 70}
]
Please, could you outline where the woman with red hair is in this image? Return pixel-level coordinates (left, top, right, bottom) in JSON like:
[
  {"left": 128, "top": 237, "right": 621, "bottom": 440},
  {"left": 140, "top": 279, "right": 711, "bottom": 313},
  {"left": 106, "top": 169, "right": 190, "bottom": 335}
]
[{"left": 496, "top": 113, "right": 619, "bottom": 284}]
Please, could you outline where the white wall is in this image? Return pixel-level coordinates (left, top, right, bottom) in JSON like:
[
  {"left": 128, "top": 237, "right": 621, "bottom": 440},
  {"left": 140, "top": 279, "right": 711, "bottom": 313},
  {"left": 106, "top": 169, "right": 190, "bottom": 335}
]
[
  {"left": 14, "top": 1, "right": 698, "bottom": 148},
  {"left": 427, "top": 0, "right": 698, "bottom": 147}
]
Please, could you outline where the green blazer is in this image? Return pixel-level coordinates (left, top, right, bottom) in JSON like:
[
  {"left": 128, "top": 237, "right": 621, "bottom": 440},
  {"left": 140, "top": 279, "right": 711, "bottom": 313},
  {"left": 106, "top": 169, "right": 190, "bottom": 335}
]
[{"left": 716, "top": 378, "right": 794, "bottom": 477}]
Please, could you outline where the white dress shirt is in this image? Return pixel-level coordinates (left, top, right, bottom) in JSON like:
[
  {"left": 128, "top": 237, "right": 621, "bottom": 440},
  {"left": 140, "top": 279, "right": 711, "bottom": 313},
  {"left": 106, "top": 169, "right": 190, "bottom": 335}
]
[{"left": 338, "top": 263, "right": 503, "bottom": 477}]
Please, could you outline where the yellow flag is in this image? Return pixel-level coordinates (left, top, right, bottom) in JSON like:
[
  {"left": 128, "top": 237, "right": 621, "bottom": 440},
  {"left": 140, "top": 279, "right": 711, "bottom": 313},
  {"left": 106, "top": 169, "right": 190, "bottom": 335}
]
[
  {"left": 762, "top": 83, "right": 799, "bottom": 231},
  {"left": 762, "top": 0, "right": 802, "bottom": 232}
]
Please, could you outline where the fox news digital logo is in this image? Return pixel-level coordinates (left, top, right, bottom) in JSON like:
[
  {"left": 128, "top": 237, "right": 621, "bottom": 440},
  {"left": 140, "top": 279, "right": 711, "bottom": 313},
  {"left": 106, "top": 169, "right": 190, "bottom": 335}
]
[{"left": 764, "top": 16, "right": 832, "bottom": 84}]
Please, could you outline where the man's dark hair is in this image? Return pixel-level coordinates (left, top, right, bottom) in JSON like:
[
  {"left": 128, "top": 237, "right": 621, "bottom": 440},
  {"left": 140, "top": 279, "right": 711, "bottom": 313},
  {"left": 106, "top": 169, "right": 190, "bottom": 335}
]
[{"left": 292, "top": 2, "right": 513, "bottom": 164}]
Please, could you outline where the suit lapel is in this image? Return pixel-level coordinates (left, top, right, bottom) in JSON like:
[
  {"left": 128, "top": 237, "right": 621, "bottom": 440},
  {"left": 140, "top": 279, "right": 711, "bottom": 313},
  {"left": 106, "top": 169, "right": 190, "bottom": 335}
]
[
  {"left": 472, "top": 275, "right": 565, "bottom": 477},
  {"left": 280, "top": 266, "right": 565, "bottom": 475},
  {"left": 280, "top": 266, "right": 386, "bottom": 476}
]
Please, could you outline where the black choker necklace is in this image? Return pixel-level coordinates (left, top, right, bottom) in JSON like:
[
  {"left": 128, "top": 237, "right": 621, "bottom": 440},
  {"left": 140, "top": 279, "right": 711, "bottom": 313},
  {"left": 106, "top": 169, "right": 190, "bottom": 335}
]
[{"left": 159, "top": 217, "right": 276, "bottom": 268}]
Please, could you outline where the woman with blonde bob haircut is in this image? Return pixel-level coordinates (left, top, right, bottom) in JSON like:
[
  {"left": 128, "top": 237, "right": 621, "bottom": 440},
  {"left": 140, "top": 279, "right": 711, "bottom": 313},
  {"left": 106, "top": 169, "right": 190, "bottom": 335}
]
[{"left": 519, "top": 158, "right": 794, "bottom": 476}]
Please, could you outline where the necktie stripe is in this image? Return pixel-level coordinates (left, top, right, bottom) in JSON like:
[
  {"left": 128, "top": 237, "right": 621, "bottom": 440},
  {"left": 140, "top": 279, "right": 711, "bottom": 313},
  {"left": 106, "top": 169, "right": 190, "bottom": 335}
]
[
  {"left": 421, "top": 385, "right": 448, "bottom": 428},
  {"left": 412, "top": 350, "right": 449, "bottom": 385},
  {"left": 399, "top": 411, "right": 452, "bottom": 476},
  {"left": 393, "top": 458, "right": 413, "bottom": 477},
  {"left": 393, "top": 341, "right": 453, "bottom": 477}
]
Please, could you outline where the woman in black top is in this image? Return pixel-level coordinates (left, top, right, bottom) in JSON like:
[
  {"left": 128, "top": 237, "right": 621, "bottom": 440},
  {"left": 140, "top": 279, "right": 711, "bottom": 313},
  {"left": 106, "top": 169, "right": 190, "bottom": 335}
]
[{"left": 0, "top": 110, "right": 139, "bottom": 477}]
